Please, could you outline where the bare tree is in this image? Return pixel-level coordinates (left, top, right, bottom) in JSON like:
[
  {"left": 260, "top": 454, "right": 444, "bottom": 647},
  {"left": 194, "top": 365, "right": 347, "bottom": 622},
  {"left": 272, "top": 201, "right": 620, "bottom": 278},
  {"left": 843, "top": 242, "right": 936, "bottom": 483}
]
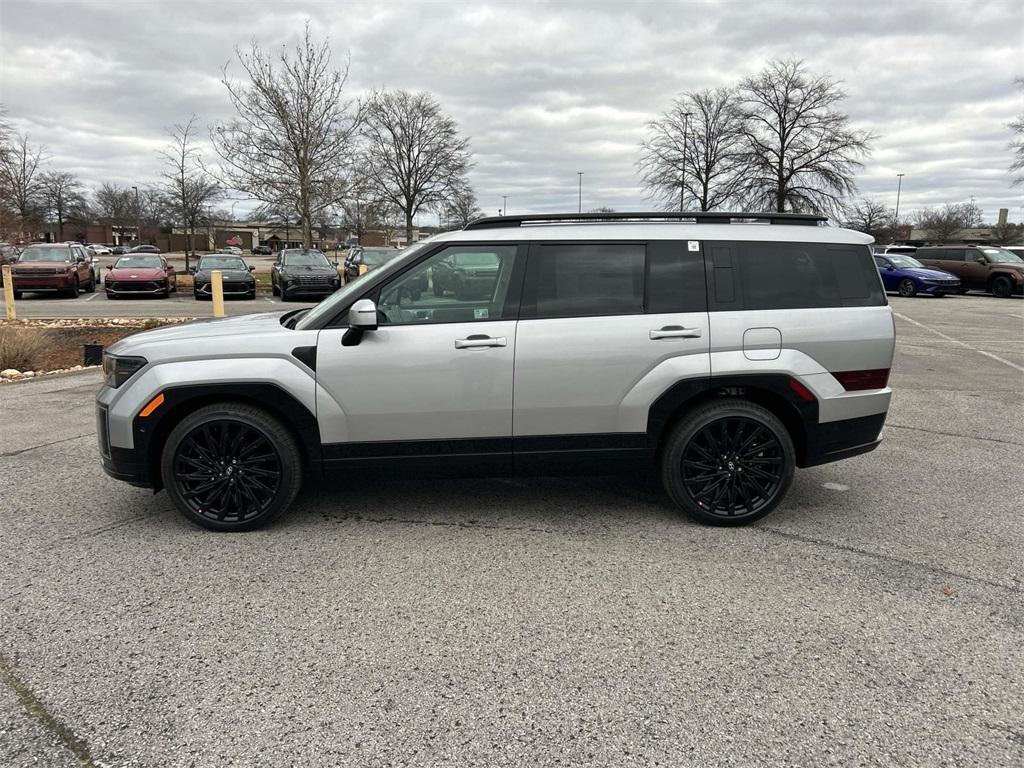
[
  {"left": 161, "top": 116, "right": 220, "bottom": 269},
  {"left": 443, "top": 185, "right": 483, "bottom": 229},
  {"left": 211, "top": 24, "right": 361, "bottom": 248},
  {"left": 737, "top": 59, "right": 873, "bottom": 215},
  {"left": 639, "top": 87, "right": 749, "bottom": 211},
  {"left": 912, "top": 202, "right": 983, "bottom": 243},
  {"left": 39, "top": 171, "right": 88, "bottom": 241},
  {"left": 843, "top": 198, "right": 898, "bottom": 242},
  {"left": 1009, "top": 78, "right": 1024, "bottom": 186},
  {"left": 93, "top": 183, "right": 135, "bottom": 224},
  {"left": 360, "top": 90, "right": 473, "bottom": 246},
  {"left": 0, "top": 132, "right": 47, "bottom": 233}
]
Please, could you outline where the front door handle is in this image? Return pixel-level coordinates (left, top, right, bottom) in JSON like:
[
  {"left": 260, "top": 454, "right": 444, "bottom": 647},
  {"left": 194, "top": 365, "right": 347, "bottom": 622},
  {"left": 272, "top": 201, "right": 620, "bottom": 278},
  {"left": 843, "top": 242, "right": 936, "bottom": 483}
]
[
  {"left": 650, "top": 326, "right": 702, "bottom": 340},
  {"left": 455, "top": 335, "right": 507, "bottom": 349}
]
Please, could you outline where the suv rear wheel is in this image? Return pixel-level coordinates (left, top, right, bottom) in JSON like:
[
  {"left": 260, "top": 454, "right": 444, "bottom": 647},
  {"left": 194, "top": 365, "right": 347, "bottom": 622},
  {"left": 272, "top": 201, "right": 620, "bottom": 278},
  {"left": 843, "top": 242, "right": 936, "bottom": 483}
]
[
  {"left": 660, "top": 400, "right": 795, "bottom": 526},
  {"left": 161, "top": 402, "right": 302, "bottom": 531}
]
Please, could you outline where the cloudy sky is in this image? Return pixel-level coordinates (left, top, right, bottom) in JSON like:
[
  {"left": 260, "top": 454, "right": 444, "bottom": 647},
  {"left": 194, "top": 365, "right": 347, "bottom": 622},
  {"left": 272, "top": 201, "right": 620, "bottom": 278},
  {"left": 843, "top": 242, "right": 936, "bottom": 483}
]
[{"left": 1, "top": 0, "right": 1021, "bottom": 224}]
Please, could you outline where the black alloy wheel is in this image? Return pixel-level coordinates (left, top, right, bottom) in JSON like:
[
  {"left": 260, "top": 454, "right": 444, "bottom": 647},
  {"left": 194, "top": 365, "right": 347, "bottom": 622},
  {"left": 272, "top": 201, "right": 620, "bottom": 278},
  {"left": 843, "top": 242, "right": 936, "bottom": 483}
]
[
  {"left": 661, "top": 400, "right": 795, "bottom": 525},
  {"left": 162, "top": 403, "right": 302, "bottom": 531},
  {"left": 990, "top": 275, "right": 1013, "bottom": 298},
  {"left": 681, "top": 418, "right": 784, "bottom": 516},
  {"left": 898, "top": 278, "right": 917, "bottom": 297}
]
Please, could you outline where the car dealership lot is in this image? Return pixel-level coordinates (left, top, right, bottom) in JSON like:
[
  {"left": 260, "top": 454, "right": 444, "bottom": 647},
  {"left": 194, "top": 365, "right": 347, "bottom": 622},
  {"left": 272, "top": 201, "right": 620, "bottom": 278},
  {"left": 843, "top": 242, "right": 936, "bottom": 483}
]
[
  {"left": 0, "top": 290, "right": 317, "bottom": 319},
  {"left": 1, "top": 296, "right": 1022, "bottom": 766}
]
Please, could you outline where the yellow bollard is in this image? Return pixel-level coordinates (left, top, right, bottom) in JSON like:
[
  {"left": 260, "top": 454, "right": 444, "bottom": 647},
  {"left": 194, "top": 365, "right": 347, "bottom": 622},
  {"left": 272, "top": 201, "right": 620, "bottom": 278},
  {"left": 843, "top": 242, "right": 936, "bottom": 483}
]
[
  {"left": 2, "top": 265, "right": 14, "bottom": 320},
  {"left": 211, "top": 269, "right": 225, "bottom": 318}
]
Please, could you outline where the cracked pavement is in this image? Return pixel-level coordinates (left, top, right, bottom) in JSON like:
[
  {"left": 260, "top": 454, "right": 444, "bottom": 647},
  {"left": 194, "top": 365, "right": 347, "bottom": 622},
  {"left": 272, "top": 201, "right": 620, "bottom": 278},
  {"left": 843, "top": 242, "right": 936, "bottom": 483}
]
[{"left": 1, "top": 294, "right": 1022, "bottom": 767}]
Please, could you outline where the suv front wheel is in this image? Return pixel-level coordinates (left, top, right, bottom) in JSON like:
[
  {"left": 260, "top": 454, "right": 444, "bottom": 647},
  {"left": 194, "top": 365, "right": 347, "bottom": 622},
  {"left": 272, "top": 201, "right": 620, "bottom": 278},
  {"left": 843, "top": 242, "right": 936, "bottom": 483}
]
[
  {"left": 161, "top": 402, "right": 302, "bottom": 531},
  {"left": 661, "top": 400, "right": 795, "bottom": 526}
]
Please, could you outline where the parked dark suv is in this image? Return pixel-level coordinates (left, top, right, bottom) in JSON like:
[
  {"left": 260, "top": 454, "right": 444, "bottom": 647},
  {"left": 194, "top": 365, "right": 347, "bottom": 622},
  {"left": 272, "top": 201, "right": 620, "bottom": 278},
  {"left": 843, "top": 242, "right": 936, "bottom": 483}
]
[
  {"left": 915, "top": 245, "right": 1024, "bottom": 298},
  {"left": 10, "top": 242, "right": 97, "bottom": 298},
  {"left": 270, "top": 248, "right": 341, "bottom": 301}
]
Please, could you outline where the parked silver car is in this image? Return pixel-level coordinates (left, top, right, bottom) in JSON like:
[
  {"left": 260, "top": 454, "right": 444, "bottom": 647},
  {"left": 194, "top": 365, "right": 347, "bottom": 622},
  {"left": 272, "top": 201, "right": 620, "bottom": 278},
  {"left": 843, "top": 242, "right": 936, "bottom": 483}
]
[{"left": 97, "top": 212, "right": 894, "bottom": 531}]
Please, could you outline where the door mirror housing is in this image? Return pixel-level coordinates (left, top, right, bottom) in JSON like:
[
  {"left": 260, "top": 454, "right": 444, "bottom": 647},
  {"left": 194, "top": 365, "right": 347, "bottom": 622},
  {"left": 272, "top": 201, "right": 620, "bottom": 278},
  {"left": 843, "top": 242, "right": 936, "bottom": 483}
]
[
  {"left": 106, "top": 264, "right": 113, "bottom": 270},
  {"left": 348, "top": 298, "right": 378, "bottom": 330}
]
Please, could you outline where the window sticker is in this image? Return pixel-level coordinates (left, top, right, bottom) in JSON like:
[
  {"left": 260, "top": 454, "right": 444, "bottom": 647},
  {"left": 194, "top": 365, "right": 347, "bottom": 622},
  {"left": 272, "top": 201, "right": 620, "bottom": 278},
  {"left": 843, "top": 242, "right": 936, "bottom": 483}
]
[
  {"left": 688, "top": 241, "right": 700, "bottom": 252},
  {"left": 474, "top": 308, "right": 489, "bottom": 319}
]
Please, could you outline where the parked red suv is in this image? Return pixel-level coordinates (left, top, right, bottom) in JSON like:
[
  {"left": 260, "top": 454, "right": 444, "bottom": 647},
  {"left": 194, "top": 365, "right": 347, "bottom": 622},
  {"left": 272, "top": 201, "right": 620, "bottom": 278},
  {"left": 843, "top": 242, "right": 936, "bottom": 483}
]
[{"left": 10, "top": 243, "right": 97, "bottom": 298}]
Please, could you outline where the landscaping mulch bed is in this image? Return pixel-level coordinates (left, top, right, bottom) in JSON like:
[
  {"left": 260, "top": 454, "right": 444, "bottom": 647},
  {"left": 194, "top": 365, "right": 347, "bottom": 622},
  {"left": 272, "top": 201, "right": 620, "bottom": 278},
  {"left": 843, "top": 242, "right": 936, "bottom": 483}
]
[{"left": 0, "top": 319, "right": 187, "bottom": 378}]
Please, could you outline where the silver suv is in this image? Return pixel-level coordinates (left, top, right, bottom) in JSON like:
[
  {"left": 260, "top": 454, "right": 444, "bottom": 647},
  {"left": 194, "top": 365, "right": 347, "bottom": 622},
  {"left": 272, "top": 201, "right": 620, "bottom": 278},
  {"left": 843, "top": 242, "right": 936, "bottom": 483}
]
[{"left": 97, "top": 212, "right": 894, "bottom": 531}]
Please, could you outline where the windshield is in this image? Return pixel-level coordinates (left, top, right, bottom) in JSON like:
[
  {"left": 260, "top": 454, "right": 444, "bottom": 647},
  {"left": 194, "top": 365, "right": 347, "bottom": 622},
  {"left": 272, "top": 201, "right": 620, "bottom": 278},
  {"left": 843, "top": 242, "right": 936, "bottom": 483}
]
[
  {"left": 114, "top": 256, "right": 163, "bottom": 269},
  {"left": 888, "top": 255, "right": 924, "bottom": 268},
  {"left": 18, "top": 247, "right": 72, "bottom": 263},
  {"left": 296, "top": 241, "right": 432, "bottom": 330},
  {"left": 283, "top": 250, "right": 329, "bottom": 267},
  {"left": 978, "top": 247, "right": 1023, "bottom": 264},
  {"left": 199, "top": 256, "right": 248, "bottom": 271},
  {"left": 361, "top": 248, "right": 398, "bottom": 266}
]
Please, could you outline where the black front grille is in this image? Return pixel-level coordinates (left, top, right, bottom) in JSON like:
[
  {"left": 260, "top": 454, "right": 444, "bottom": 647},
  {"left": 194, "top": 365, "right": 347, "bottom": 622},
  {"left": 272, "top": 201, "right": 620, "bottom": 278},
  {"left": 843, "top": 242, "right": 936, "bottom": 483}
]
[{"left": 292, "top": 275, "right": 332, "bottom": 285}]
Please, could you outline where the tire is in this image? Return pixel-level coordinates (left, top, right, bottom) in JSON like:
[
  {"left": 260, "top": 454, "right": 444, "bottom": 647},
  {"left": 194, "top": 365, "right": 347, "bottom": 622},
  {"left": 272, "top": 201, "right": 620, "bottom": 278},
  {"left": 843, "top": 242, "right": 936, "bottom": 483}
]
[
  {"left": 161, "top": 402, "right": 302, "bottom": 532},
  {"left": 63, "top": 276, "right": 79, "bottom": 298},
  {"left": 280, "top": 288, "right": 291, "bottom": 302},
  {"left": 990, "top": 275, "right": 1013, "bottom": 299},
  {"left": 272, "top": 281, "right": 280, "bottom": 296},
  {"left": 898, "top": 278, "right": 917, "bottom": 298},
  {"left": 12, "top": 290, "right": 22, "bottom": 300},
  {"left": 957, "top": 288, "right": 969, "bottom": 295},
  {"left": 85, "top": 272, "right": 96, "bottom": 293},
  {"left": 660, "top": 399, "right": 795, "bottom": 526}
]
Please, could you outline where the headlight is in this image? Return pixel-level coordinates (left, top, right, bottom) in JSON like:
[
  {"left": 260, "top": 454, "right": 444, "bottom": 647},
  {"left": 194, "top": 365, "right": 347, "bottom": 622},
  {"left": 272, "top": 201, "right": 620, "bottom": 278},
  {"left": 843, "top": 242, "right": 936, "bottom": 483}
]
[{"left": 103, "top": 354, "right": 147, "bottom": 388}]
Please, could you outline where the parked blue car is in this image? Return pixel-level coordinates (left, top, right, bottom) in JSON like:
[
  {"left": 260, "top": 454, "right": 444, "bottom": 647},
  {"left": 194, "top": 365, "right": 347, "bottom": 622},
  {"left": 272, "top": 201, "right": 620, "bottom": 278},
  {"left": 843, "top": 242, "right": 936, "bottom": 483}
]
[{"left": 873, "top": 253, "right": 961, "bottom": 297}]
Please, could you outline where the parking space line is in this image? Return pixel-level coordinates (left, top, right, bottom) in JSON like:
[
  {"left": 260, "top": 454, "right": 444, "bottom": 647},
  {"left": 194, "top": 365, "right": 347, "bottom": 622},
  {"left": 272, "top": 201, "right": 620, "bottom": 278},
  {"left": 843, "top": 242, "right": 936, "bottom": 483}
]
[
  {"left": 894, "top": 312, "right": 1024, "bottom": 374},
  {"left": 85, "top": 293, "right": 98, "bottom": 301}
]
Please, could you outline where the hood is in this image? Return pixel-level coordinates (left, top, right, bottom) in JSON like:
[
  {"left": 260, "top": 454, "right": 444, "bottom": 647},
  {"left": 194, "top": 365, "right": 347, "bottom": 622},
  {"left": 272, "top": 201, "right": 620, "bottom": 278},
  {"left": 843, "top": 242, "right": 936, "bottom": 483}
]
[
  {"left": 107, "top": 312, "right": 289, "bottom": 355},
  {"left": 196, "top": 268, "right": 253, "bottom": 279},
  {"left": 108, "top": 266, "right": 166, "bottom": 280},
  {"left": 281, "top": 264, "right": 336, "bottom": 275},
  {"left": 14, "top": 259, "right": 73, "bottom": 269}
]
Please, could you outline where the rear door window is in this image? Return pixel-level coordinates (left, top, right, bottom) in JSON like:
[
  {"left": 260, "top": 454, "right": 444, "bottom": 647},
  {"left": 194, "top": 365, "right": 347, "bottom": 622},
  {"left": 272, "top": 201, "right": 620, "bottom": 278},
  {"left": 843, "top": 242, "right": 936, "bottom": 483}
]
[{"left": 521, "top": 243, "right": 645, "bottom": 318}]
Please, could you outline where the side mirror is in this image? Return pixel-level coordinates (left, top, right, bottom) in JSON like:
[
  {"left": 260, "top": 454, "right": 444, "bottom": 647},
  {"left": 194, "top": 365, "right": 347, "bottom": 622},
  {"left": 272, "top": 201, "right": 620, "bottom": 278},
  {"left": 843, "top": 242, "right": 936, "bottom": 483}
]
[
  {"left": 106, "top": 264, "right": 113, "bottom": 270},
  {"left": 188, "top": 267, "right": 196, "bottom": 275},
  {"left": 249, "top": 265, "right": 256, "bottom": 272},
  {"left": 348, "top": 298, "right": 378, "bottom": 330}
]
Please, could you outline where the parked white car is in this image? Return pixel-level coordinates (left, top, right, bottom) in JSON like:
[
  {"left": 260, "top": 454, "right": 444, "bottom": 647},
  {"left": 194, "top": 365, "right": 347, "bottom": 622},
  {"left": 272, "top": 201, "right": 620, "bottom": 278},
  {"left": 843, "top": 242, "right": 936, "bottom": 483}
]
[{"left": 87, "top": 244, "right": 112, "bottom": 256}]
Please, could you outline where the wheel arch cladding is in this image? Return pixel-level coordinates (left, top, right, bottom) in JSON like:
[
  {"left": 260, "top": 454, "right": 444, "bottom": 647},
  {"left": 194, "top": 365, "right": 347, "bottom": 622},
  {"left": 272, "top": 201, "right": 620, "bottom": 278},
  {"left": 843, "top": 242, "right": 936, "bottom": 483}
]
[
  {"left": 136, "top": 383, "right": 321, "bottom": 491},
  {"left": 647, "top": 375, "right": 814, "bottom": 467}
]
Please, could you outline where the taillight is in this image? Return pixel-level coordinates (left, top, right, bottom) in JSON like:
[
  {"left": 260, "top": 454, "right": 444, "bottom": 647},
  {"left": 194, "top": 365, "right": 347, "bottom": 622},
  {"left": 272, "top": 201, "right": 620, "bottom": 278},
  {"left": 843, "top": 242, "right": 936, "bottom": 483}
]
[{"left": 833, "top": 369, "right": 890, "bottom": 391}]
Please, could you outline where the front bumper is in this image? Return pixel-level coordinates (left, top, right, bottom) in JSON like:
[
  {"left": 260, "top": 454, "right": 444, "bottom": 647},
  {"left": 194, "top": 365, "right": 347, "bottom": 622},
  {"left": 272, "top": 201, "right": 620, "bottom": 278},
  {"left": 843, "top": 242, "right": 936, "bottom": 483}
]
[
  {"left": 97, "top": 403, "right": 152, "bottom": 487},
  {"left": 106, "top": 280, "right": 170, "bottom": 295},
  {"left": 920, "top": 282, "right": 960, "bottom": 295},
  {"left": 12, "top": 274, "right": 74, "bottom": 291},
  {"left": 194, "top": 281, "right": 256, "bottom": 297}
]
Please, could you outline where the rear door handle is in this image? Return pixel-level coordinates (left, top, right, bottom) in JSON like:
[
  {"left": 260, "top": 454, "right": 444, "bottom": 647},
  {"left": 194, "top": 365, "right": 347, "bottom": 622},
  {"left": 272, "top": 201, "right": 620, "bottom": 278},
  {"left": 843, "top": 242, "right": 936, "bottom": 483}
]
[
  {"left": 455, "top": 335, "right": 507, "bottom": 349},
  {"left": 650, "top": 326, "right": 702, "bottom": 340}
]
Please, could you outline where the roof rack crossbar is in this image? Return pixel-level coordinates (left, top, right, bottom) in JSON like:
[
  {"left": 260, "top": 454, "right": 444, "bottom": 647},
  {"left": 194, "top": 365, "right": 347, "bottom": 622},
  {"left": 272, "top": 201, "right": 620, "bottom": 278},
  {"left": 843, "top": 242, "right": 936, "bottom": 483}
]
[{"left": 464, "top": 211, "right": 827, "bottom": 230}]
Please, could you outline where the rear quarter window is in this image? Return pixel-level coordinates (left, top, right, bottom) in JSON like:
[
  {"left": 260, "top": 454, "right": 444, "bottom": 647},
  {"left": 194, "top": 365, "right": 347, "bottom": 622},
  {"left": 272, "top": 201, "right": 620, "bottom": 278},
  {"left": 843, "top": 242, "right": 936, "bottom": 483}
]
[{"left": 706, "top": 241, "right": 885, "bottom": 311}]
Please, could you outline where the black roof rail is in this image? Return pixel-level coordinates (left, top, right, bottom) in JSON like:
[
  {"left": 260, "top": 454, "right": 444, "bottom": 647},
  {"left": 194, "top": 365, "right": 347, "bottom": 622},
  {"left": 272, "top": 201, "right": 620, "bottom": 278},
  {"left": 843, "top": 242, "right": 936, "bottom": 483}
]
[{"left": 463, "top": 211, "right": 828, "bottom": 230}]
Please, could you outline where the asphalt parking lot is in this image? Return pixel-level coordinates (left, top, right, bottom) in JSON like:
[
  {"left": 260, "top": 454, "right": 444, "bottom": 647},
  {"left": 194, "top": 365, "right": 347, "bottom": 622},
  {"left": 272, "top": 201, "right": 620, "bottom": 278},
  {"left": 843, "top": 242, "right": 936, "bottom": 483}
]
[{"left": 1, "top": 294, "right": 1022, "bottom": 767}]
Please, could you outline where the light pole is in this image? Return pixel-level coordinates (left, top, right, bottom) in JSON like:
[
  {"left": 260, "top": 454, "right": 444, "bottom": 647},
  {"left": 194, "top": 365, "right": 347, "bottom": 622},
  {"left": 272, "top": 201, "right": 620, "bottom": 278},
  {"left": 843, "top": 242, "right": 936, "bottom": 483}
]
[
  {"left": 502, "top": 196, "right": 508, "bottom": 216},
  {"left": 894, "top": 173, "right": 905, "bottom": 240},
  {"left": 680, "top": 111, "right": 693, "bottom": 212},
  {"left": 132, "top": 185, "right": 141, "bottom": 244},
  {"left": 577, "top": 172, "right": 583, "bottom": 213}
]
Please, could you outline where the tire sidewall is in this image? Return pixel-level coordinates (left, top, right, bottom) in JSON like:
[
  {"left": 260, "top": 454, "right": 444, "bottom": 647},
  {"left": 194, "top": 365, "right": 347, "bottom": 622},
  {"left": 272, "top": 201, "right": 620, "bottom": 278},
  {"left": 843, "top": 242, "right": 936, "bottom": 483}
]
[
  {"left": 899, "top": 279, "right": 916, "bottom": 297},
  {"left": 661, "top": 400, "right": 795, "bottom": 526}
]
